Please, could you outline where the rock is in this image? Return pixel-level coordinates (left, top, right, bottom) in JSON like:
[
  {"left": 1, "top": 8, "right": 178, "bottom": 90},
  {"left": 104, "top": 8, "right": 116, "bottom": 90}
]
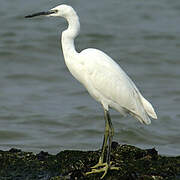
[{"left": 0, "top": 142, "right": 180, "bottom": 180}]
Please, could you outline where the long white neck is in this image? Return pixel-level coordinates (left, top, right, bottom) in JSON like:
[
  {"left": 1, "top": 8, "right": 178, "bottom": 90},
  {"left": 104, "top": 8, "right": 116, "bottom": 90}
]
[{"left": 61, "top": 10, "right": 80, "bottom": 59}]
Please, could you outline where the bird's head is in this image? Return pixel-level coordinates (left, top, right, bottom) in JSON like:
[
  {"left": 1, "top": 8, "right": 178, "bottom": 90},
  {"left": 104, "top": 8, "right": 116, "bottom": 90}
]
[{"left": 25, "top": 4, "right": 74, "bottom": 19}]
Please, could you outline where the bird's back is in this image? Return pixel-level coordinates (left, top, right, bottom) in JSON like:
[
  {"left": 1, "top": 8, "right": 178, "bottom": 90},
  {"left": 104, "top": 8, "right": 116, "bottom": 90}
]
[{"left": 79, "top": 48, "right": 157, "bottom": 124}]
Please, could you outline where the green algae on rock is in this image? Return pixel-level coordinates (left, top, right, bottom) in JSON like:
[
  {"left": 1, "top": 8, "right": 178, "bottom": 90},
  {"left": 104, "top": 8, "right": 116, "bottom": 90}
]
[{"left": 0, "top": 142, "right": 180, "bottom": 180}]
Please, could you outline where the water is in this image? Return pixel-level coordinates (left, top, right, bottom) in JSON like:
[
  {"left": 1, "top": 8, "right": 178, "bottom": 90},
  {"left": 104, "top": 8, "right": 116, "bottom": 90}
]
[{"left": 0, "top": 0, "right": 180, "bottom": 156}]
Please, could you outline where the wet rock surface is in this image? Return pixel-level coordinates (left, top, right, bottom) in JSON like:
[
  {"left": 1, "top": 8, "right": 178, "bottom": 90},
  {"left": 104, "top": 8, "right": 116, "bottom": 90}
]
[{"left": 0, "top": 142, "right": 180, "bottom": 180}]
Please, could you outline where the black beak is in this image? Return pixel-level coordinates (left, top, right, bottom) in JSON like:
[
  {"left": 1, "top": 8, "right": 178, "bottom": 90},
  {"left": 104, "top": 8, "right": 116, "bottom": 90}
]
[{"left": 25, "top": 11, "right": 55, "bottom": 18}]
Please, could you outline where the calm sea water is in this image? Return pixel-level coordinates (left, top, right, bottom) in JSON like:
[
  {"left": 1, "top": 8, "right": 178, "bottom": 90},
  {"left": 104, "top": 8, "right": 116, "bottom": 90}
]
[{"left": 0, "top": 0, "right": 180, "bottom": 156}]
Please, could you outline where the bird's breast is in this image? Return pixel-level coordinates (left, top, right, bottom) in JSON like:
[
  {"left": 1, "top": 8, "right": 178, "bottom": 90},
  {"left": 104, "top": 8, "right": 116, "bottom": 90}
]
[{"left": 64, "top": 55, "right": 86, "bottom": 85}]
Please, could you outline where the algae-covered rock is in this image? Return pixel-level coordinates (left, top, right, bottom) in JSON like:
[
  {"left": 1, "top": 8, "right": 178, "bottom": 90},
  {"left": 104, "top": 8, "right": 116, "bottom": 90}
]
[{"left": 0, "top": 142, "right": 180, "bottom": 180}]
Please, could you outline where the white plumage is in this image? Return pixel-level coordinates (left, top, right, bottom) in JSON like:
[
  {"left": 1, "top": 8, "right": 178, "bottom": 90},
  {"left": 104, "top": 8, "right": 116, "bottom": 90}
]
[
  {"left": 25, "top": 4, "right": 157, "bottom": 178},
  {"left": 79, "top": 48, "right": 157, "bottom": 124}
]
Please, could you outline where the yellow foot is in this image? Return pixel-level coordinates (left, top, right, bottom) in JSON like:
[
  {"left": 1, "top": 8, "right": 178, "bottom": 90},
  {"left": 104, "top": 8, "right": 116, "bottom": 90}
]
[{"left": 86, "top": 162, "right": 120, "bottom": 179}]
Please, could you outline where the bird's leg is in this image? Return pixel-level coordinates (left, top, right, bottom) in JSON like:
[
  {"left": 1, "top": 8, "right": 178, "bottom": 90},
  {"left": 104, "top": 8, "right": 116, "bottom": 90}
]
[
  {"left": 106, "top": 109, "right": 114, "bottom": 166},
  {"left": 91, "top": 109, "right": 110, "bottom": 168},
  {"left": 86, "top": 109, "right": 119, "bottom": 179}
]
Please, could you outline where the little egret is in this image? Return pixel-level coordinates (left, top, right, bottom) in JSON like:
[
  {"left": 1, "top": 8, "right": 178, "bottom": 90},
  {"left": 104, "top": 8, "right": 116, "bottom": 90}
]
[{"left": 25, "top": 4, "right": 157, "bottom": 179}]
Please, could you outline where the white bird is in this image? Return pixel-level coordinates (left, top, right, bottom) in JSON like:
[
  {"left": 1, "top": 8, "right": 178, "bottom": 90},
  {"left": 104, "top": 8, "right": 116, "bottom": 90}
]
[{"left": 25, "top": 4, "right": 157, "bottom": 179}]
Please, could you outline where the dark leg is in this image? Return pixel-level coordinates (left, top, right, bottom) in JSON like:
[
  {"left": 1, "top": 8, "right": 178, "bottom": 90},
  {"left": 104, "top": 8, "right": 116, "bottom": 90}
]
[
  {"left": 91, "top": 108, "right": 113, "bottom": 167},
  {"left": 104, "top": 109, "right": 114, "bottom": 165},
  {"left": 86, "top": 108, "right": 119, "bottom": 179}
]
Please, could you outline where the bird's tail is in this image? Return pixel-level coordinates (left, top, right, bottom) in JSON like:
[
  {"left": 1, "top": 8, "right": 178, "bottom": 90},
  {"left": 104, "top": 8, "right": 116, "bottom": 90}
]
[
  {"left": 140, "top": 95, "right": 157, "bottom": 119},
  {"left": 130, "top": 94, "right": 157, "bottom": 125}
]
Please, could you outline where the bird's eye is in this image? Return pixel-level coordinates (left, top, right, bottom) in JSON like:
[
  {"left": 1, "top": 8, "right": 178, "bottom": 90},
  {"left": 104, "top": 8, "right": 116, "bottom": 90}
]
[{"left": 54, "top": 10, "right": 58, "bottom": 13}]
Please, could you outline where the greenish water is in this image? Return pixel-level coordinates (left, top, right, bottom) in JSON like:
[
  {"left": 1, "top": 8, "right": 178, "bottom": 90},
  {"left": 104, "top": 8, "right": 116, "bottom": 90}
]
[{"left": 0, "top": 0, "right": 180, "bottom": 155}]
